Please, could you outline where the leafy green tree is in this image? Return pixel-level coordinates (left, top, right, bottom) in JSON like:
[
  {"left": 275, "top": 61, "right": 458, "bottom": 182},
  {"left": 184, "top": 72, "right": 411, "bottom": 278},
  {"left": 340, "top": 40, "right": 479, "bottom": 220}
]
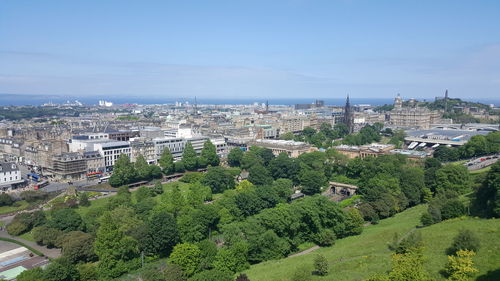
[
  {"left": 43, "top": 259, "right": 79, "bottom": 281},
  {"left": 196, "top": 240, "right": 218, "bottom": 271},
  {"left": 272, "top": 178, "right": 294, "bottom": 201},
  {"left": 201, "top": 166, "right": 235, "bottom": 193},
  {"left": 182, "top": 142, "right": 198, "bottom": 171},
  {"left": 436, "top": 165, "right": 471, "bottom": 194},
  {"left": 387, "top": 251, "right": 432, "bottom": 281},
  {"left": 314, "top": 254, "right": 329, "bottom": 276},
  {"left": 135, "top": 186, "right": 153, "bottom": 202},
  {"left": 300, "top": 169, "right": 326, "bottom": 195},
  {"left": 399, "top": 167, "right": 425, "bottom": 206},
  {"left": 447, "top": 229, "right": 480, "bottom": 255},
  {"left": 248, "top": 163, "right": 273, "bottom": 186},
  {"left": 60, "top": 231, "right": 96, "bottom": 263},
  {"left": 268, "top": 152, "right": 300, "bottom": 183},
  {"left": 0, "top": 193, "right": 13, "bottom": 206},
  {"left": 200, "top": 140, "right": 220, "bottom": 167},
  {"left": 388, "top": 232, "right": 423, "bottom": 254},
  {"left": 241, "top": 150, "right": 264, "bottom": 170},
  {"left": 48, "top": 208, "right": 84, "bottom": 232},
  {"left": 473, "top": 161, "right": 500, "bottom": 217},
  {"left": 228, "top": 147, "right": 244, "bottom": 167},
  {"left": 78, "top": 192, "right": 90, "bottom": 207},
  {"left": 159, "top": 147, "right": 175, "bottom": 175},
  {"left": 134, "top": 154, "right": 150, "bottom": 180},
  {"left": 248, "top": 230, "right": 290, "bottom": 262},
  {"left": 94, "top": 212, "right": 139, "bottom": 279},
  {"left": 213, "top": 242, "right": 250, "bottom": 273},
  {"left": 144, "top": 211, "right": 179, "bottom": 256},
  {"left": 175, "top": 161, "right": 186, "bottom": 173},
  {"left": 33, "top": 226, "right": 64, "bottom": 247},
  {"left": 445, "top": 250, "right": 478, "bottom": 281},
  {"left": 152, "top": 180, "right": 164, "bottom": 195},
  {"left": 177, "top": 205, "right": 219, "bottom": 243},
  {"left": 441, "top": 199, "right": 466, "bottom": 220},
  {"left": 169, "top": 243, "right": 202, "bottom": 276},
  {"left": 76, "top": 263, "right": 97, "bottom": 281},
  {"left": 109, "top": 154, "right": 137, "bottom": 187},
  {"left": 314, "top": 229, "right": 336, "bottom": 246}
]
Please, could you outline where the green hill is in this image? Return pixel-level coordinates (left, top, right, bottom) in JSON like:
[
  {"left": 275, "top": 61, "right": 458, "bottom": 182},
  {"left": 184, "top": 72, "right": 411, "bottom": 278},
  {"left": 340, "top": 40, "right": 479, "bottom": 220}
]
[{"left": 244, "top": 204, "right": 500, "bottom": 281}]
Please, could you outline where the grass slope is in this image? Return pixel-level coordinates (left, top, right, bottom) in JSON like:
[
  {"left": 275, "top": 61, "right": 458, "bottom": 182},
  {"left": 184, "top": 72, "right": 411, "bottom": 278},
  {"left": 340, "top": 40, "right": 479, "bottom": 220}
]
[{"left": 244, "top": 205, "right": 500, "bottom": 281}]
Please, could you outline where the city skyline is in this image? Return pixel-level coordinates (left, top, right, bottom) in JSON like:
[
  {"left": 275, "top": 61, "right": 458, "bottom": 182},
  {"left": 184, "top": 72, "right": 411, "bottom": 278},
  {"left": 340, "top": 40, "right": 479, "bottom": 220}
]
[{"left": 1, "top": 0, "right": 500, "bottom": 99}]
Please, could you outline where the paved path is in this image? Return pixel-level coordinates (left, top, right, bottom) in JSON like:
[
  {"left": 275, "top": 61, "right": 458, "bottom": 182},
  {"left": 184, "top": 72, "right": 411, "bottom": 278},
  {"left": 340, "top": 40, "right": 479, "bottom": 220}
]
[
  {"left": 0, "top": 230, "right": 61, "bottom": 259},
  {"left": 288, "top": 245, "right": 320, "bottom": 258}
]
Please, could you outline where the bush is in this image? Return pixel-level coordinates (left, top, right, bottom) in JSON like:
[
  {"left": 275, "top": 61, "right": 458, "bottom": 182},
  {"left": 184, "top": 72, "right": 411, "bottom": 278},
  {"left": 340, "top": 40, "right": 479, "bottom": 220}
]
[
  {"left": 313, "top": 229, "right": 336, "bottom": 247},
  {"left": 420, "top": 212, "right": 434, "bottom": 226},
  {"left": 0, "top": 193, "right": 14, "bottom": 206},
  {"left": 314, "top": 254, "right": 329, "bottom": 276},
  {"left": 388, "top": 231, "right": 423, "bottom": 254},
  {"left": 6, "top": 221, "right": 28, "bottom": 236},
  {"left": 441, "top": 199, "right": 466, "bottom": 220},
  {"left": 447, "top": 229, "right": 480, "bottom": 255}
]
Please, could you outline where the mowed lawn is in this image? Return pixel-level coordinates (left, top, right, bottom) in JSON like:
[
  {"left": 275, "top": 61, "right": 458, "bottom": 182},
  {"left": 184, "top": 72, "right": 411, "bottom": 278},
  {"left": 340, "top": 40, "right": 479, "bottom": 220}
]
[{"left": 244, "top": 205, "right": 500, "bottom": 281}]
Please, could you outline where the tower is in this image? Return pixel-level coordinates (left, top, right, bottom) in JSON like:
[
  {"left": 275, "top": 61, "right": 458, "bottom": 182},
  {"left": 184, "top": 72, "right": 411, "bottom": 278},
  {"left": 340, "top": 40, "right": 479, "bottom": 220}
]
[
  {"left": 444, "top": 89, "right": 449, "bottom": 112},
  {"left": 265, "top": 100, "right": 269, "bottom": 113},
  {"left": 394, "top": 93, "right": 403, "bottom": 109},
  {"left": 343, "top": 95, "right": 354, "bottom": 133}
]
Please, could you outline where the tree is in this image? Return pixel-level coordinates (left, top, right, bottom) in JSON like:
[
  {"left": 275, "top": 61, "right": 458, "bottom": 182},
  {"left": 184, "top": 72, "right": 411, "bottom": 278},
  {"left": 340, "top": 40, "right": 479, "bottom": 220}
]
[
  {"left": 236, "top": 180, "right": 255, "bottom": 191},
  {"left": 441, "top": 199, "right": 466, "bottom": 220},
  {"left": 48, "top": 208, "right": 84, "bottom": 232},
  {"left": 168, "top": 243, "right": 202, "bottom": 277},
  {"left": 248, "top": 163, "right": 273, "bottom": 186},
  {"left": 175, "top": 161, "right": 186, "bottom": 173},
  {"left": 473, "top": 161, "right": 500, "bottom": 218},
  {"left": 182, "top": 142, "right": 198, "bottom": 171},
  {"left": 94, "top": 212, "right": 139, "bottom": 279},
  {"left": 228, "top": 148, "right": 244, "bottom": 167},
  {"left": 60, "top": 231, "right": 96, "bottom": 263},
  {"left": 388, "top": 232, "right": 423, "bottom": 254},
  {"left": 200, "top": 140, "right": 220, "bottom": 167},
  {"left": 399, "top": 167, "right": 425, "bottom": 206},
  {"left": 300, "top": 169, "right": 326, "bottom": 195},
  {"left": 436, "top": 165, "right": 471, "bottom": 194},
  {"left": 0, "top": 193, "right": 13, "bottom": 206},
  {"left": 248, "top": 230, "right": 289, "bottom": 262},
  {"left": 77, "top": 263, "right": 97, "bottom": 281},
  {"left": 241, "top": 150, "right": 263, "bottom": 170},
  {"left": 314, "top": 254, "right": 329, "bottom": 276},
  {"left": 109, "top": 154, "right": 137, "bottom": 187},
  {"left": 78, "top": 192, "right": 90, "bottom": 207},
  {"left": 33, "top": 226, "right": 64, "bottom": 247},
  {"left": 387, "top": 251, "right": 432, "bottom": 281},
  {"left": 43, "top": 260, "right": 79, "bottom": 281},
  {"left": 269, "top": 152, "right": 300, "bottom": 182},
  {"left": 159, "top": 147, "right": 175, "bottom": 175},
  {"left": 134, "top": 154, "right": 150, "bottom": 180},
  {"left": 445, "top": 250, "right": 478, "bottom": 281},
  {"left": 313, "top": 229, "right": 336, "bottom": 247},
  {"left": 201, "top": 166, "right": 235, "bottom": 193},
  {"left": 144, "top": 211, "right": 179, "bottom": 256},
  {"left": 213, "top": 242, "right": 250, "bottom": 273},
  {"left": 447, "top": 229, "right": 480, "bottom": 255}
]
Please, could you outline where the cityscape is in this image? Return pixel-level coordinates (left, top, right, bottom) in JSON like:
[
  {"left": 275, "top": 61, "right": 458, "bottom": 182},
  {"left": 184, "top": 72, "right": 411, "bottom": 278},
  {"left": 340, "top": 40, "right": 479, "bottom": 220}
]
[{"left": 0, "top": 1, "right": 499, "bottom": 281}]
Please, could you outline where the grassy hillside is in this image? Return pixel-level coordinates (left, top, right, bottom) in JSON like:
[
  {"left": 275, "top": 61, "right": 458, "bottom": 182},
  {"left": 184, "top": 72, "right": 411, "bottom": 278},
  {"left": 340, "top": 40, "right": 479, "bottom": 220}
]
[{"left": 244, "top": 204, "right": 500, "bottom": 281}]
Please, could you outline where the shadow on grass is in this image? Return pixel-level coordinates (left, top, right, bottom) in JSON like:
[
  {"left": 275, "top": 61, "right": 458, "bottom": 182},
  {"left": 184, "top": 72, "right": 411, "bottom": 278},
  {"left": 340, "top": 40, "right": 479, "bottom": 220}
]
[{"left": 476, "top": 269, "right": 500, "bottom": 281}]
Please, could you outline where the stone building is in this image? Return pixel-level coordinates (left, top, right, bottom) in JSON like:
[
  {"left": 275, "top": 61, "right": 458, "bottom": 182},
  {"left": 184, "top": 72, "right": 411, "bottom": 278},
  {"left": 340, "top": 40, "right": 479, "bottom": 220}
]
[{"left": 389, "top": 94, "right": 441, "bottom": 129}]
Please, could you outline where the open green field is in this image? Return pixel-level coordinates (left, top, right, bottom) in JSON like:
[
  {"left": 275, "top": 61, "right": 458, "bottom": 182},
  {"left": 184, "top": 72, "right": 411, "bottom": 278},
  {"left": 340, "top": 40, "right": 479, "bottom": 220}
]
[
  {"left": 244, "top": 205, "right": 500, "bottom": 281},
  {"left": 0, "top": 200, "right": 29, "bottom": 215}
]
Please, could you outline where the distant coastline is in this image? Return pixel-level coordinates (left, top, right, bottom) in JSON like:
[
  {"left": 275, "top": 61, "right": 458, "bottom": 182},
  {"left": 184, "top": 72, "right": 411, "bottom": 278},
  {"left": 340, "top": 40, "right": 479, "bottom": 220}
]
[{"left": 0, "top": 93, "right": 498, "bottom": 107}]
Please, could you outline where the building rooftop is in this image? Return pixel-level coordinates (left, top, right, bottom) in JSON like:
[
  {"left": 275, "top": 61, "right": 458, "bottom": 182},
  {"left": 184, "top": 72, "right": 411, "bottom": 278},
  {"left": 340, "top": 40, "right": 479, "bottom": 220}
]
[{"left": 0, "top": 162, "right": 19, "bottom": 173}]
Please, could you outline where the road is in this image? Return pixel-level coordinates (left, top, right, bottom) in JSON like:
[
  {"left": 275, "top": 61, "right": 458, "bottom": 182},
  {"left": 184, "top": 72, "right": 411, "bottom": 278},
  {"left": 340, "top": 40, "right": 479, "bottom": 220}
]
[{"left": 464, "top": 155, "right": 499, "bottom": 171}]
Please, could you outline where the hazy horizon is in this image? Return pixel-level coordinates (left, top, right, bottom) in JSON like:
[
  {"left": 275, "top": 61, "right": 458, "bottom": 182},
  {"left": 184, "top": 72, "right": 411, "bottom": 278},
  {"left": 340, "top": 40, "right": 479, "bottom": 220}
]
[{"left": 1, "top": 0, "right": 499, "bottom": 99}]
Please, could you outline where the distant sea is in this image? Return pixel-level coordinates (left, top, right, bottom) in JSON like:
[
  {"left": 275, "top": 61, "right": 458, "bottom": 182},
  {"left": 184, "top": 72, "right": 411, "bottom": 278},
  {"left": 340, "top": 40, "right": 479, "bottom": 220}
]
[{"left": 0, "top": 94, "right": 499, "bottom": 107}]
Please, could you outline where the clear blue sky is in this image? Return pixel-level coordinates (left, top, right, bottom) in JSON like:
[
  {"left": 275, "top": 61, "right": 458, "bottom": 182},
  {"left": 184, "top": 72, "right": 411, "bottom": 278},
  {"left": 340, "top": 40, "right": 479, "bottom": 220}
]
[{"left": 1, "top": 0, "right": 499, "bottom": 100}]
